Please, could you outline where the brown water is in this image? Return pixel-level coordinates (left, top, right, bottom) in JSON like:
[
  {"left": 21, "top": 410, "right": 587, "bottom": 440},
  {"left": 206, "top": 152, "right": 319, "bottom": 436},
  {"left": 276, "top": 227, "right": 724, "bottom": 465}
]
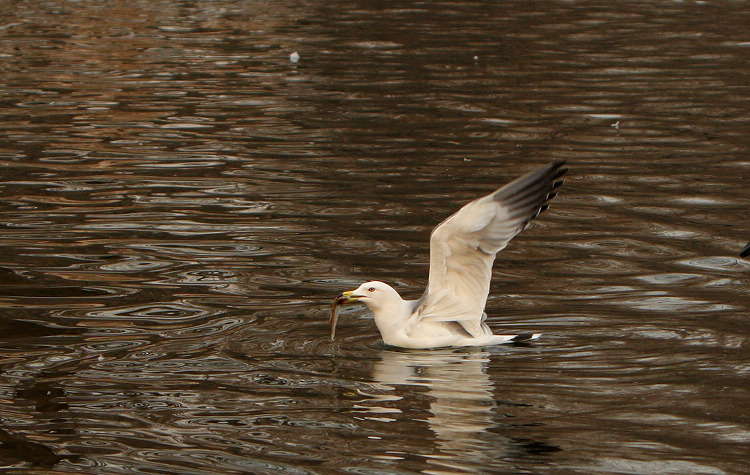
[{"left": 1, "top": 1, "right": 750, "bottom": 473}]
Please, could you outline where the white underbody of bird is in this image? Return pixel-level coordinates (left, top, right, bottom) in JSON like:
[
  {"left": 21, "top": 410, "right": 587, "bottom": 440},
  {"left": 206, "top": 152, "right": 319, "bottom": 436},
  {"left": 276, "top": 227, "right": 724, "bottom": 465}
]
[{"left": 331, "top": 161, "right": 567, "bottom": 349}]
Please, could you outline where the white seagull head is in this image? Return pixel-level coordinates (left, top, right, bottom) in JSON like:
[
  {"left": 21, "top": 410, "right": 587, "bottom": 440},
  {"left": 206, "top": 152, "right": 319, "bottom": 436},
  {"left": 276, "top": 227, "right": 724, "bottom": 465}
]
[
  {"left": 330, "top": 281, "right": 410, "bottom": 340},
  {"left": 338, "top": 281, "right": 403, "bottom": 311}
]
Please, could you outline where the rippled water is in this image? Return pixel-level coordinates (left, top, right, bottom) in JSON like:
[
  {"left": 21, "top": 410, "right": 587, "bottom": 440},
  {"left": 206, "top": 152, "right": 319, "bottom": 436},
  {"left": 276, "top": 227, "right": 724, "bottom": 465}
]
[{"left": 1, "top": 0, "right": 749, "bottom": 473}]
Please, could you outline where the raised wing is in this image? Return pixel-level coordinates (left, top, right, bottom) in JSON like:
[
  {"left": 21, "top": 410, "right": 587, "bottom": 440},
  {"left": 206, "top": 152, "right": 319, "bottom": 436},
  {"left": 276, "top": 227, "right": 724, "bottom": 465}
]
[{"left": 412, "top": 161, "right": 567, "bottom": 337}]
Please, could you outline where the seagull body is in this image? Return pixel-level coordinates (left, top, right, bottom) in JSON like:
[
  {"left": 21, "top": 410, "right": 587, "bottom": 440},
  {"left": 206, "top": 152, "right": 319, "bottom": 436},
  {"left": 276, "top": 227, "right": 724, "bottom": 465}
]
[
  {"left": 331, "top": 161, "right": 567, "bottom": 349},
  {"left": 335, "top": 282, "right": 538, "bottom": 348}
]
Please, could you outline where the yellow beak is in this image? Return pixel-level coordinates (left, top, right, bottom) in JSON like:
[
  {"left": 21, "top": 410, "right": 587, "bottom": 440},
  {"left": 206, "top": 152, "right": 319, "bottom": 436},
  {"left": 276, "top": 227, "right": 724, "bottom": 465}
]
[{"left": 337, "top": 290, "right": 360, "bottom": 304}]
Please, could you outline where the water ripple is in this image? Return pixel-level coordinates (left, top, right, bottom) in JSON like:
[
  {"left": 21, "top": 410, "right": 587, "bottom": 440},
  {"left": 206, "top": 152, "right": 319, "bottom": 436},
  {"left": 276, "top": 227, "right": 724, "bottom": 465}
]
[{"left": 84, "top": 301, "right": 218, "bottom": 323}]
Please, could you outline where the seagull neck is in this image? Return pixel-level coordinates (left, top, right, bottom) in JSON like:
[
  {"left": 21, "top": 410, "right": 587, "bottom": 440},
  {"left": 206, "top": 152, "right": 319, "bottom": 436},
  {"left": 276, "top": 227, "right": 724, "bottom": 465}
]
[{"left": 370, "top": 297, "right": 415, "bottom": 337}]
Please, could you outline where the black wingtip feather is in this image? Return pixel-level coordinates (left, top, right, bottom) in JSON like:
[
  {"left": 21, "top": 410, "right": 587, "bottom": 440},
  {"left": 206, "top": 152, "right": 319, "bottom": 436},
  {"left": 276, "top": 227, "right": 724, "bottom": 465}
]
[
  {"left": 741, "top": 242, "right": 750, "bottom": 258},
  {"left": 495, "top": 161, "right": 568, "bottom": 225},
  {"left": 492, "top": 163, "right": 567, "bottom": 203}
]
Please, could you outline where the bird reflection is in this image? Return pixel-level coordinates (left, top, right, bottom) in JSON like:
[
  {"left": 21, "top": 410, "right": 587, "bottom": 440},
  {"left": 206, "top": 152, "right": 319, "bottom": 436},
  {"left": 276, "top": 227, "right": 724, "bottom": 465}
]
[
  {"left": 371, "top": 349, "right": 499, "bottom": 464},
  {"left": 366, "top": 348, "right": 561, "bottom": 470}
]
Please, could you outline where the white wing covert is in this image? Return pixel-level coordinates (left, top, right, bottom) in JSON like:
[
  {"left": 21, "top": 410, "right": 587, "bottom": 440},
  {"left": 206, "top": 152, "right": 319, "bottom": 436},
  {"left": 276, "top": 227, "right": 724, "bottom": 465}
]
[{"left": 412, "top": 161, "right": 567, "bottom": 338}]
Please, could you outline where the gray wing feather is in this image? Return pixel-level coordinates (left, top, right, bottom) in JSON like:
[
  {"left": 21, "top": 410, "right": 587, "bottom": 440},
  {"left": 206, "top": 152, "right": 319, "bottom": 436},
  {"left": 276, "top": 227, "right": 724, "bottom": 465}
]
[{"left": 412, "top": 161, "right": 567, "bottom": 337}]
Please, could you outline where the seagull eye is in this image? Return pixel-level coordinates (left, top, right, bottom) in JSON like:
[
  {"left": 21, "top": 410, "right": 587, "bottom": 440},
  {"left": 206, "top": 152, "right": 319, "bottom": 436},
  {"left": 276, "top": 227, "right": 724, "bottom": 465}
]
[{"left": 368, "top": 287, "right": 376, "bottom": 292}]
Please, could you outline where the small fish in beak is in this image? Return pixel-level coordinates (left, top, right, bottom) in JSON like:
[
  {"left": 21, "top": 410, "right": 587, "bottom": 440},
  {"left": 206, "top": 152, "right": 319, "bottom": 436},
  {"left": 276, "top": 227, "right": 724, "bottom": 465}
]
[{"left": 330, "top": 291, "right": 359, "bottom": 340}]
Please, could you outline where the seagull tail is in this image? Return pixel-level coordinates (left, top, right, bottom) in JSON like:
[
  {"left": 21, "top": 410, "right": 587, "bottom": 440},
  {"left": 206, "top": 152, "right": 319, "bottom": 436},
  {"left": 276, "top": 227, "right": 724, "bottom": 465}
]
[{"left": 489, "top": 333, "right": 541, "bottom": 344}]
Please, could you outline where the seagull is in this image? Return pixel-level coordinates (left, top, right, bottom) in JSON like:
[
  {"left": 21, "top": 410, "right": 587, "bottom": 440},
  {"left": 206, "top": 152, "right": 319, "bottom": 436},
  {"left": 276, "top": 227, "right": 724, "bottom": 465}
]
[
  {"left": 331, "top": 161, "right": 567, "bottom": 349},
  {"left": 741, "top": 242, "right": 750, "bottom": 258}
]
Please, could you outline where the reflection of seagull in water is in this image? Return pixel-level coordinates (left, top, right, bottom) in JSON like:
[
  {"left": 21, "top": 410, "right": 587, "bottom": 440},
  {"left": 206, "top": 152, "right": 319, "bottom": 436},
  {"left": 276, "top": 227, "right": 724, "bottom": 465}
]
[
  {"left": 331, "top": 161, "right": 567, "bottom": 349},
  {"left": 741, "top": 242, "right": 750, "bottom": 258},
  {"left": 369, "top": 350, "right": 561, "bottom": 468},
  {"left": 372, "top": 350, "right": 496, "bottom": 457}
]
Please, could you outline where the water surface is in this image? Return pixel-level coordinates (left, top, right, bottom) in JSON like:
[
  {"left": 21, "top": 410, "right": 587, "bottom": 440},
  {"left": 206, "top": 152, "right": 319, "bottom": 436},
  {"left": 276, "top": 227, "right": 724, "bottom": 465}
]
[{"left": 1, "top": 0, "right": 749, "bottom": 473}]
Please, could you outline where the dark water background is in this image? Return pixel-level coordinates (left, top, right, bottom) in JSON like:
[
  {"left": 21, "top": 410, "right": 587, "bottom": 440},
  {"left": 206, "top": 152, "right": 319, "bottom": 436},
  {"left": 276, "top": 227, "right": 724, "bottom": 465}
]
[{"left": 1, "top": 0, "right": 749, "bottom": 473}]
